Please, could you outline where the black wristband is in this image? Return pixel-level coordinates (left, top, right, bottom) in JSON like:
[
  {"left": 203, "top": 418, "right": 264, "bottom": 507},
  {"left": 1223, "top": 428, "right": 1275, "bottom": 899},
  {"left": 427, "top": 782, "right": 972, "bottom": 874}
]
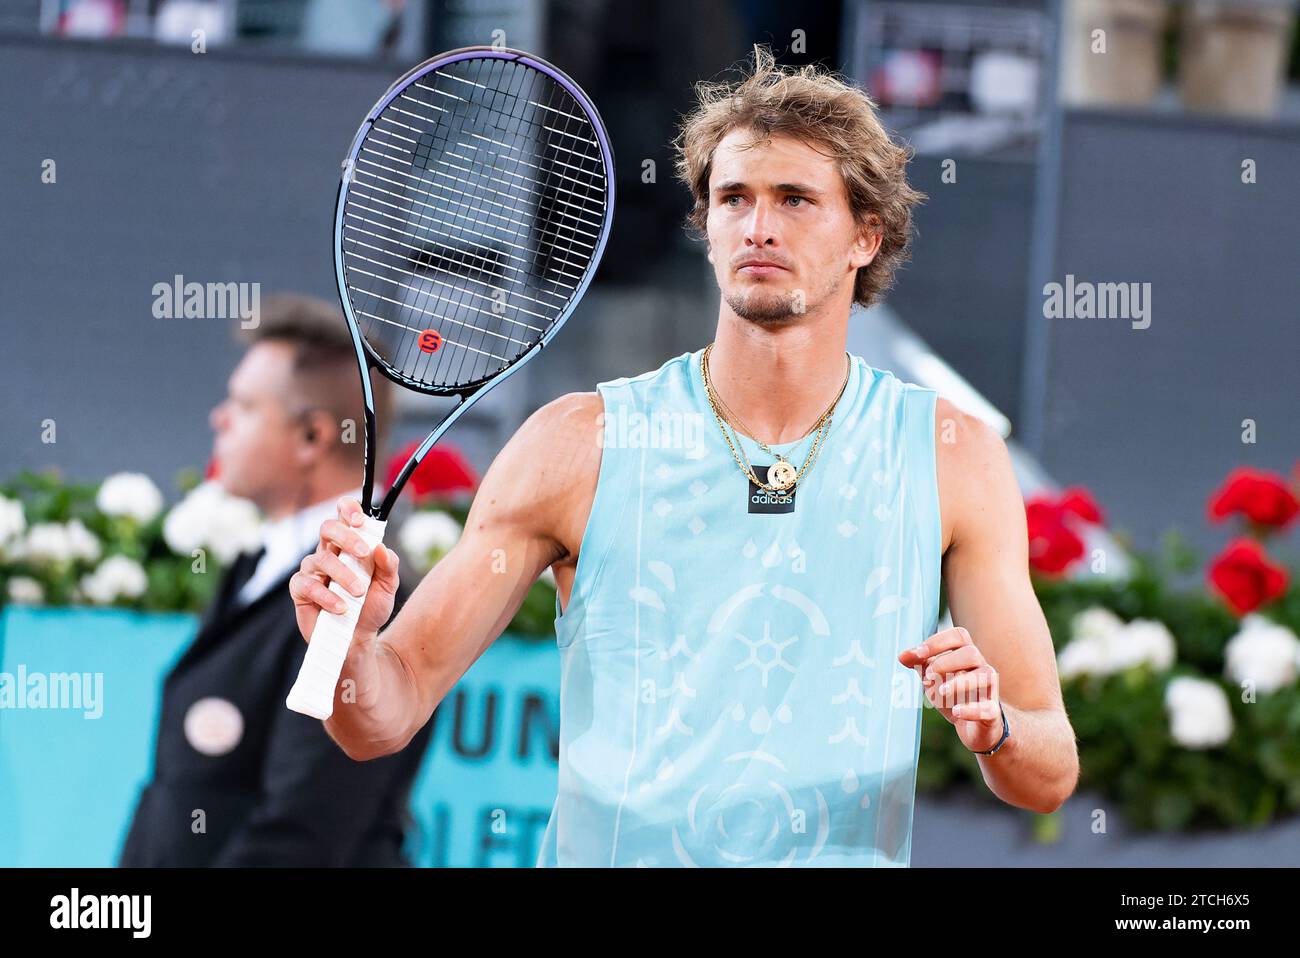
[{"left": 972, "top": 702, "right": 1010, "bottom": 755}]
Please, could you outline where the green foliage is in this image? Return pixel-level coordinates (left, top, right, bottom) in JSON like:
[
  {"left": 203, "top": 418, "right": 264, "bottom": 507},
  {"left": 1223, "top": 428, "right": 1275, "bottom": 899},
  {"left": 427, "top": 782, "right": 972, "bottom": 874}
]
[
  {"left": 1, "top": 468, "right": 225, "bottom": 614},
  {"left": 403, "top": 498, "right": 559, "bottom": 641},
  {"left": 920, "top": 526, "right": 1300, "bottom": 839},
  {"left": 512, "top": 580, "right": 560, "bottom": 637},
  {"left": 0, "top": 472, "right": 563, "bottom": 635}
]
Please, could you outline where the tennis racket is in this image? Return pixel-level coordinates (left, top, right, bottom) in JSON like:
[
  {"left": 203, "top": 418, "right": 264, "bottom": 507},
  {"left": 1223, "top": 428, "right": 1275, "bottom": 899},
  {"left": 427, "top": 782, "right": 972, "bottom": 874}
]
[{"left": 286, "top": 45, "right": 615, "bottom": 720}]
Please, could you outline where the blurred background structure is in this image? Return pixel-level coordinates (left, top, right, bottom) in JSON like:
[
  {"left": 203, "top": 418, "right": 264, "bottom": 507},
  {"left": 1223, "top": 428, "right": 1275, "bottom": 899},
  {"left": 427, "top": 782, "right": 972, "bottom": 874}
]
[{"left": 3, "top": 0, "right": 1298, "bottom": 557}]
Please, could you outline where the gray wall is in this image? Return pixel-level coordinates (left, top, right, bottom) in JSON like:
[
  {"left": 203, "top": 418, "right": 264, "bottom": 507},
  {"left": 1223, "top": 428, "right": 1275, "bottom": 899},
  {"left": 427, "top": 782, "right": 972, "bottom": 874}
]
[
  {"left": 1026, "top": 108, "right": 1300, "bottom": 554},
  {"left": 887, "top": 156, "right": 1038, "bottom": 420},
  {"left": 0, "top": 36, "right": 554, "bottom": 490}
]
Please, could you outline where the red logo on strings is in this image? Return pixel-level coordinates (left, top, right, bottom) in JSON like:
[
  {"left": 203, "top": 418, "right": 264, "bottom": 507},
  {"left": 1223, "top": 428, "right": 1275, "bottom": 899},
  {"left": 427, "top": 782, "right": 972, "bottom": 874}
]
[{"left": 418, "top": 330, "right": 443, "bottom": 353}]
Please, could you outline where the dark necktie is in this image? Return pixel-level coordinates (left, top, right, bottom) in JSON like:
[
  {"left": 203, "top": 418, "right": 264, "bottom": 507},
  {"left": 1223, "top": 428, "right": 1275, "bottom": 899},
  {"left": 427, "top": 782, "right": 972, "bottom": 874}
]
[{"left": 221, "top": 546, "right": 266, "bottom": 615}]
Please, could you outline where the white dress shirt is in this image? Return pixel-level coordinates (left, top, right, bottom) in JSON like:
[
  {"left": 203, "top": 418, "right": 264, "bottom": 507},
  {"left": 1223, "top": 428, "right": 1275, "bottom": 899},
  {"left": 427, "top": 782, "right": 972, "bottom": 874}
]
[{"left": 236, "top": 488, "right": 364, "bottom": 607}]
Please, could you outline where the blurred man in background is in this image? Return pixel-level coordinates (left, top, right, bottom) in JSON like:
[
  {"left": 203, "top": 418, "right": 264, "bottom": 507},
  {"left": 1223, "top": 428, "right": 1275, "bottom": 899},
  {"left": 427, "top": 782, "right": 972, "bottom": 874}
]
[{"left": 120, "top": 293, "right": 434, "bottom": 867}]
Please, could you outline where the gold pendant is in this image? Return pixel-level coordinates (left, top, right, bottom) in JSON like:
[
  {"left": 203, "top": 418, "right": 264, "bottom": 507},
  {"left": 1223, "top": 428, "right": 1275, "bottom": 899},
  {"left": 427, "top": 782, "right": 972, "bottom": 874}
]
[{"left": 769, "top": 459, "right": 798, "bottom": 489}]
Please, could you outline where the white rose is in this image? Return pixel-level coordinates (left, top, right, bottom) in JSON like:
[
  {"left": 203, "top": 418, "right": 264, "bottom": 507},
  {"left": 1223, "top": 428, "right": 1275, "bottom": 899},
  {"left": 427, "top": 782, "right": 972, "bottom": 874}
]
[
  {"left": 0, "top": 494, "right": 25, "bottom": 549},
  {"left": 1119, "top": 619, "right": 1176, "bottom": 672},
  {"left": 163, "top": 481, "right": 261, "bottom": 564},
  {"left": 209, "top": 492, "right": 263, "bottom": 564},
  {"left": 1058, "top": 606, "right": 1176, "bottom": 679},
  {"left": 15, "top": 522, "right": 70, "bottom": 563},
  {"left": 14, "top": 520, "right": 100, "bottom": 564},
  {"left": 399, "top": 511, "right": 463, "bottom": 570},
  {"left": 7, "top": 576, "right": 44, "bottom": 604},
  {"left": 65, "top": 519, "right": 102, "bottom": 562},
  {"left": 1057, "top": 637, "right": 1104, "bottom": 681},
  {"left": 162, "top": 484, "right": 210, "bottom": 555},
  {"left": 96, "top": 472, "right": 165, "bottom": 523},
  {"left": 1071, "top": 606, "right": 1125, "bottom": 644},
  {"left": 81, "top": 554, "right": 149, "bottom": 604},
  {"left": 1164, "top": 676, "right": 1233, "bottom": 749},
  {"left": 1224, "top": 614, "right": 1300, "bottom": 695}
]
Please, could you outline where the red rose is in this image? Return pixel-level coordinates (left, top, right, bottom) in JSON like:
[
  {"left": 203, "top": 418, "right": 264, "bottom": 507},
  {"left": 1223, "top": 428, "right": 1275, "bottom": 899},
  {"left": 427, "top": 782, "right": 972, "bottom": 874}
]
[
  {"left": 1058, "top": 486, "right": 1105, "bottom": 525},
  {"left": 384, "top": 440, "right": 478, "bottom": 502},
  {"left": 1207, "top": 467, "right": 1299, "bottom": 530},
  {"left": 1207, "top": 537, "right": 1289, "bottom": 616},
  {"left": 1025, "top": 495, "right": 1087, "bottom": 576}
]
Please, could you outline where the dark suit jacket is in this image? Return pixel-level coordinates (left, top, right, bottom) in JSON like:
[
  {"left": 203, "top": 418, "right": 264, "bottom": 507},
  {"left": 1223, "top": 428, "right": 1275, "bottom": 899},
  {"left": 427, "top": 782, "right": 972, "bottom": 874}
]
[{"left": 119, "top": 549, "right": 433, "bottom": 867}]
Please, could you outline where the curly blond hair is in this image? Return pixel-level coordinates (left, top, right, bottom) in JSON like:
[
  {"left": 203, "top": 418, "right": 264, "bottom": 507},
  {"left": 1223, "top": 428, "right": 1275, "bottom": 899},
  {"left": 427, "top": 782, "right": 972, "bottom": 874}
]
[{"left": 672, "top": 45, "right": 926, "bottom": 308}]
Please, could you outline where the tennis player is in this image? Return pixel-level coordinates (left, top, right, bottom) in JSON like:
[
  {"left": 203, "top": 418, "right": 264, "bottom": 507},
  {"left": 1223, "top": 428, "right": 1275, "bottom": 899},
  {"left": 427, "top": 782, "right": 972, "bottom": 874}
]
[{"left": 291, "top": 46, "right": 1079, "bottom": 867}]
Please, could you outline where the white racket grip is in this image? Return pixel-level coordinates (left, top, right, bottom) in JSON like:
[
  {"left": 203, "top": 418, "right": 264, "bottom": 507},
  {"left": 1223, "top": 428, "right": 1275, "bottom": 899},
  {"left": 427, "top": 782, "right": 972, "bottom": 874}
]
[{"left": 286, "top": 515, "right": 388, "bottom": 720}]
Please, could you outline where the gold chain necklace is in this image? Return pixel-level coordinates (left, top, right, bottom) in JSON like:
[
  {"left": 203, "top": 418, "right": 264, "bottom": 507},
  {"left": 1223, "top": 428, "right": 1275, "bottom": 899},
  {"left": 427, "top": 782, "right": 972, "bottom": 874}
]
[
  {"left": 709, "top": 383, "right": 820, "bottom": 485},
  {"left": 704, "top": 346, "right": 845, "bottom": 493},
  {"left": 701, "top": 342, "right": 850, "bottom": 493}
]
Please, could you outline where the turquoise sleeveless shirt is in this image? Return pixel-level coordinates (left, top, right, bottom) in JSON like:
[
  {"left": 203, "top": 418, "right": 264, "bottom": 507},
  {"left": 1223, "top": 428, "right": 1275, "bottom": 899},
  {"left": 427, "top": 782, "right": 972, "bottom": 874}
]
[{"left": 538, "top": 347, "right": 942, "bottom": 867}]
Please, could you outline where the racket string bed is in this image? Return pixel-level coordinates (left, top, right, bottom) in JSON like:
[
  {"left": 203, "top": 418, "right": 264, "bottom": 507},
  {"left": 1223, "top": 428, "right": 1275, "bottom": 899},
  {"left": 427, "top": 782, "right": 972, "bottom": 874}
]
[{"left": 341, "top": 55, "right": 606, "bottom": 392}]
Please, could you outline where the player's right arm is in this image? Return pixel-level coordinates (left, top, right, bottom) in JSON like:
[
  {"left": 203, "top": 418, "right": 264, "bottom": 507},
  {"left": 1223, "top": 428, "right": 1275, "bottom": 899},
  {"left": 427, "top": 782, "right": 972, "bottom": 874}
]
[{"left": 289, "top": 391, "right": 603, "bottom": 760}]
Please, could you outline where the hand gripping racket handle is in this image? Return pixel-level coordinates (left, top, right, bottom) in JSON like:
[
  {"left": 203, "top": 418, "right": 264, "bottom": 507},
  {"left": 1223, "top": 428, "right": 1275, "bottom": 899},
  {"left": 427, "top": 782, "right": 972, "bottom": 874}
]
[{"left": 286, "top": 516, "right": 388, "bottom": 720}]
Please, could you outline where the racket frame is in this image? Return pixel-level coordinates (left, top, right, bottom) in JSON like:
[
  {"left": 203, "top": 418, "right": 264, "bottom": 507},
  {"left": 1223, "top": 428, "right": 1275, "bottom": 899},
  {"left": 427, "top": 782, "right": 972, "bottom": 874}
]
[{"left": 332, "top": 45, "right": 615, "bottom": 519}]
